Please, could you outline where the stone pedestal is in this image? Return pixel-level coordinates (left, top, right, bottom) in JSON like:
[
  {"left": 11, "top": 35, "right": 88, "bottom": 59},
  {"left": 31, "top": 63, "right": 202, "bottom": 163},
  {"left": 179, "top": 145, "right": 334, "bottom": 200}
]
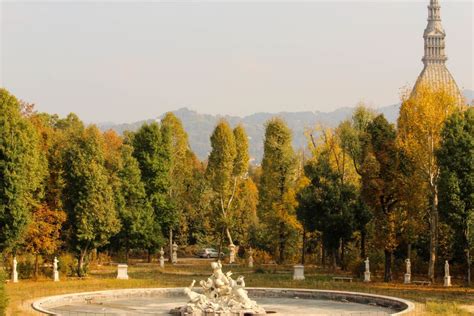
[
  {"left": 117, "top": 264, "right": 129, "bottom": 280},
  {"left": 293, "top": 265, "right": 305, "bottom": 280},
  {"left": 404, "top": 273, "right": 411, "bottom": 284},
  {"left": 364, "top": 271, "right": 371, "bottom": 282},
  {"left": 12, "top": 257, "right": 18, "bottom": 283},
  {"left": 444, "top": 276, "right": 451, "bottom": 287},
  {"left": 248, "top": 256, "right": 253, "bottom": 268},
  {"left": 54, "top": 271, "right": 60, "bottom": 282}
]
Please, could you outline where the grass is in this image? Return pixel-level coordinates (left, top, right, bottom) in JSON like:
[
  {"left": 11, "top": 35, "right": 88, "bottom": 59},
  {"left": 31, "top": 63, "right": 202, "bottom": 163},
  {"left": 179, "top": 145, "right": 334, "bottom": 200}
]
[{"left": 5, "top": 260, "right": 474, "bottom": 315}]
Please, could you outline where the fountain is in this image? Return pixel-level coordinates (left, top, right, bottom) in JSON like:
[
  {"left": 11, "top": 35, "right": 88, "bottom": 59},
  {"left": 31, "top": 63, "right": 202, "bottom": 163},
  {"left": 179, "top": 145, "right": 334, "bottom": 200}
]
[{"left": 170, "top": 261, "right": 265, "bottom": 315}]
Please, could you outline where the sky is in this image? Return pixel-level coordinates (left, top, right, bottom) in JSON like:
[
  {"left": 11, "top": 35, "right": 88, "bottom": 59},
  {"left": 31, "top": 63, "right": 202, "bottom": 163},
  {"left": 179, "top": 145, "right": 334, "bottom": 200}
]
[{"left": 0, "top": 1, "right": 472, "bottom": 123}]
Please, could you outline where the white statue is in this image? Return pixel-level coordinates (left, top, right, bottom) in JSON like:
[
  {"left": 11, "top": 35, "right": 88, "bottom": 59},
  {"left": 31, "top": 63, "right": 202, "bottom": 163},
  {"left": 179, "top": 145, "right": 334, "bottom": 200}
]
[
  {"left": 405, "top": 258, "right": 411, "bottom": 275},
  {"left": 444, "top": 260, "right": 451, "bottom": 287},
  {"left": 172, "top": 243, "right": 178, "bottom": 264},
  {"left": 12, "top": 256, "right": 18, "bottom": 283},
  {"left": 229, "top": 243, "right": 236, "bottom": 264},
  {"left": 248, "top": 248, "right": 254, "bottom": 268},
  {"left": 53, "top": 257, "right": 59, "bottom": 282},
  {"left": 404, "top": 258, "right": 411, "bottom": 284},
  {"left": 171, "top": 261, "right": 265, "bottom": 315},
  {"left": 364, "top": 257, "right": 370, "bottom": 282},
  {"left": 159, "top": 247, "right": 165, "bottom": 268}
]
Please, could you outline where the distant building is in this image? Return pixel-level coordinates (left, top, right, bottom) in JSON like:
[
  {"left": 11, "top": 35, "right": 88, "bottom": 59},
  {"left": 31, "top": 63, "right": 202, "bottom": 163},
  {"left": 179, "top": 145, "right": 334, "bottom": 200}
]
[{"left": 411, "top": 0, "right": 463, "bottom": 105}]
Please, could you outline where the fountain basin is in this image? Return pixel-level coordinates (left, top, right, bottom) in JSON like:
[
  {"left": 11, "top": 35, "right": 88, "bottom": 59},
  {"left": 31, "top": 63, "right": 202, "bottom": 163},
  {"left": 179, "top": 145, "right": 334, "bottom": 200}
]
[{"left": 32, "top": 287, "right": 415, "bottom": 315}]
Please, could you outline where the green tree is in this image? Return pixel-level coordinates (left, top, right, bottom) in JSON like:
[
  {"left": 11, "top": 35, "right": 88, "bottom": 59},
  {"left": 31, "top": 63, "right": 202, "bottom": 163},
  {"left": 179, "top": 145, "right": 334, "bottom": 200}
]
[
  {"left": 116, "top": 144, "right": 160, "bottom": 261},
  {"left": 62, "top": 125, "right": 120, "bottom": 275},
  {"left": 131, "top": 122, "right": 172, "bottom": 257},
  {"left": 161, "top": 113, "right": 199, "bottom": 247},
  {"left": 297, "top": 153, "right": 357, "bottom": 269},
  {"left": 206, "top": 120, "right": 238, "bottom": 246},
  {"left": 361, "top": 115, "right": 402, "bottom": 282},
  {"left": 0, "top": 89, "right": 43, "bottom": 252},
  {"left": 437, "top": 108, "right": 474, "bottom": 286},
  {"left": 259, "top": 118, "right": 299, "bottom": 263}
]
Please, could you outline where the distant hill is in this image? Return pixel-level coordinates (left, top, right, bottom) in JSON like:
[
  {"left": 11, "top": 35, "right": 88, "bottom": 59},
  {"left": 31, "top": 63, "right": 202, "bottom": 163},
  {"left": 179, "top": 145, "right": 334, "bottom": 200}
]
[{"left": 98, "top": 89, "right": 473, "bottom": 163}]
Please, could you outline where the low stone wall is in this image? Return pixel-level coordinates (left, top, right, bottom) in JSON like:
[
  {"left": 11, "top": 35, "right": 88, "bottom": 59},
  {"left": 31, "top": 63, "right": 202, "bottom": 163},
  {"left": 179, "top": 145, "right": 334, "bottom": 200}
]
[{"left": 32, "top": 287, "right": 415, "bottom": 315}]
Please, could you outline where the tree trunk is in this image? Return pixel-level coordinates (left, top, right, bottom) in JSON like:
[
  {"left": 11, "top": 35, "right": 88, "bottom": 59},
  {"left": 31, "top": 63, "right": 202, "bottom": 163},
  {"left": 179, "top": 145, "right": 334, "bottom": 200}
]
[
  {"left": 340, "top": 239, "right": 345, "bottom": 270},
  {"left": 384, "top": 249, "right": 392, "bottom": 282},
  {"left": 360, "top": 230, "right": 366, "bottom": 259},
  {"left": 147, "top": 249, "right": 152, "bottom": 263},
  {"left": 78, "top": 250, "right": 87, "bottom": 277},
  {"left": 125, "top": 246, "right": 130, "bottom": 264},
  {"left": 331, "top": 248, "right": 337, "bottom": 271},
  {"left": 169, "top": 230, "right": 173, "bottom": 263},
  {"left": 466, "top": 226, "right": 471, "bottom": 287},
  {"left": 34, "top": 254, "right": 39, "bottom": 279},
  {"left": 321, "top": 243, "right": 325, "bottom": 266},
  {"left": 226, "top": 227, "right": 233, "bottom": 246},
  {"left": 278, "top": 222, "right": 285, "bottom": 264},
  {"left": 301, "top": 226, "right": 306, "bottom": 265},
  {"left": 218, "top": 227, "right": 224, "bottom": 261},
  {"left": 407, "top": 243, "right": 412, "bottom": 260},
  {"left": 428, "top": 186, "right": 439, "bottom": 283}
]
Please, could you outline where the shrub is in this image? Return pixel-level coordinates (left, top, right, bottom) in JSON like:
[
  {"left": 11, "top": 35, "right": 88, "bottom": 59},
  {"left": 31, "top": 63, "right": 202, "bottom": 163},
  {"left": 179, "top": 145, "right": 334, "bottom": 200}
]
[
  {"left": 59, "top": 253, "right": 78, "bottom": 277},
  {"left": 0, "top": 270, "right": 8, "bottom": 316}
]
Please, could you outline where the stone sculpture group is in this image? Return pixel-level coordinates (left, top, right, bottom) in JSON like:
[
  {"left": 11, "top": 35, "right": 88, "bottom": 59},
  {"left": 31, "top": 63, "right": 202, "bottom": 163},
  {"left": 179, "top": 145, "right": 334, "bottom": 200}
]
[{"left": 171, "top": 261, "right": 265, "bottom": 316}]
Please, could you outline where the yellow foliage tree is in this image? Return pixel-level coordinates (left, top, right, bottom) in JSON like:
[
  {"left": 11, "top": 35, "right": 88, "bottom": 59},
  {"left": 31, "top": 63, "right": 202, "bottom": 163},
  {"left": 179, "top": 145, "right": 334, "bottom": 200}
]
[{"left": 397, "top": 84, "right": 459, "bottom": 282}]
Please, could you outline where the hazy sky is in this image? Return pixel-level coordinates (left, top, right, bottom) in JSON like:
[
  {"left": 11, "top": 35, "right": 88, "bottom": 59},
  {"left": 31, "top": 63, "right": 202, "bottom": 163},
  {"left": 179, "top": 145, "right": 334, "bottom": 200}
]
[{"left": 1, "top": 1, "right": 472, "bottom": 123}]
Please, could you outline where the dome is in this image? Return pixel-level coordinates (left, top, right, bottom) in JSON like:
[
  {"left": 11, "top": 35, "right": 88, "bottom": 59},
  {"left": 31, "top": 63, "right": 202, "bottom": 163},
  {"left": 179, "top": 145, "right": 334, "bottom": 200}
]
[{"left": 412, "top": 64, "right": 464, "bottom": 106}]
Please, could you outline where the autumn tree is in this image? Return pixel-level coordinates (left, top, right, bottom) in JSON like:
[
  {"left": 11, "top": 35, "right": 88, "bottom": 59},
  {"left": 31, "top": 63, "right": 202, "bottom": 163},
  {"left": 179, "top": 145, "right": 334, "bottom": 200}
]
[
  {"left": 206, "top": 120, "right": 237, "bottom": 247},
  {"left": 161, "top": 113, "right": 201, "bottom": 249},
  {"left": 259, "top": 118, "right": 299, "bottom": 263},
  {"left": 437, "top": 108, "right": 474, "bottom": 286},
  {"left": 62, "top": 125, "right": 120, "bottom": 275},
  {"left": 398, "top": 84, "right": 458, "bottom": 282},
  {"left": 0, "top": 89, "right": 44, "bottom": 252},
  {"left": 24, "top": 204, "right": 66, "bottom": 277}
]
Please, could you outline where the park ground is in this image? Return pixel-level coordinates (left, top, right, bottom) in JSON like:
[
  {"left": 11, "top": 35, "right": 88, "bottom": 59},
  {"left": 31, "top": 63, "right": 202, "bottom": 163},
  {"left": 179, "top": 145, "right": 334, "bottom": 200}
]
[{"left": 5, "top": 258, "right": 474, "bottom": 316}]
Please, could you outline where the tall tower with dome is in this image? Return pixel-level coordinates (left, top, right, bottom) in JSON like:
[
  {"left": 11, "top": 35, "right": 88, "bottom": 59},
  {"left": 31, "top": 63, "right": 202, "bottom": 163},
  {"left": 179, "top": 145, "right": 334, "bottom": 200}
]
[{"left": 411, "top": 0, "right": 464, "bottom": 105}]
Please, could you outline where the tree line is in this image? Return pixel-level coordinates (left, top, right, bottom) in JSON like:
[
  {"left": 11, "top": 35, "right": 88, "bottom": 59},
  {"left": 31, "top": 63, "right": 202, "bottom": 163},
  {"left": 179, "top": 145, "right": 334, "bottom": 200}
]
[{"left": 0, "top": 86, "right": 472, "bottom": 285}]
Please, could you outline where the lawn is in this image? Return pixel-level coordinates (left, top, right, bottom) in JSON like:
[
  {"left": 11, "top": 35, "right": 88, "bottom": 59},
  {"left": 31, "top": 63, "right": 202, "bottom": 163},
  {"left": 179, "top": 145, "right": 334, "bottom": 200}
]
[{"left": 5, "top": 259, "right": 474, "bottom": 315}]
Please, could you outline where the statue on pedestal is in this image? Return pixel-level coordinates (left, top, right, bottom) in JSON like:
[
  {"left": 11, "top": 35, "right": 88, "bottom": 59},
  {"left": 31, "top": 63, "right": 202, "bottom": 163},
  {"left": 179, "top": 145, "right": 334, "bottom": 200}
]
[
  {"left": 404, "top": 258, "right": 411, "bottom": 284},
  {"left": 229, "top": 243, "right": 236, "bottom": 264},
  {"left": 248, "top": 247, "right": 254, "bottom": 268},
  {"left": 444, "top": 260, "right": 451, "bottom": 287},
  {"left": 12, "top": 257, "right": 18, "bottom": 283},
  {"left": 159, "top": 247, "right": 165, "bottom": 268},
  {"left": 53, "top": 257, "right": 60, "bottom": 282},
  {"left": 172, "top": 243, "right": 178, "bottom": 264},
  {"left": 364, "top": 257, "right": 371, "bottom": 282}
]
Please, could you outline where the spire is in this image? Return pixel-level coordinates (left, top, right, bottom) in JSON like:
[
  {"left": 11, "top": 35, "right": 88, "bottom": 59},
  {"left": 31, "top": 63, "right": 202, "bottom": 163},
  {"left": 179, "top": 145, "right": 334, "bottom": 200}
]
[{"left": 422, "top": 0, "right": 447, "bottom": 66}]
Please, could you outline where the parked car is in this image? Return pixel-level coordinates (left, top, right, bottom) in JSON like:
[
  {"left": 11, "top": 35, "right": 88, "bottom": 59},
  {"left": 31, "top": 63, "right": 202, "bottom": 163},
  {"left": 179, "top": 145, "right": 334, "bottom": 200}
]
[{"left": 197, "top": 248, "right": 224, "bottom": 258}]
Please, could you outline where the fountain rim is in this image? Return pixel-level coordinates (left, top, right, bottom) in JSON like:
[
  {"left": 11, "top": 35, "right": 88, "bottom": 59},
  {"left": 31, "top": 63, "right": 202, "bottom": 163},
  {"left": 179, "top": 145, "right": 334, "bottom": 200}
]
[{"left": 31, "top": 286, "right": 415, "bottom": 315}]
